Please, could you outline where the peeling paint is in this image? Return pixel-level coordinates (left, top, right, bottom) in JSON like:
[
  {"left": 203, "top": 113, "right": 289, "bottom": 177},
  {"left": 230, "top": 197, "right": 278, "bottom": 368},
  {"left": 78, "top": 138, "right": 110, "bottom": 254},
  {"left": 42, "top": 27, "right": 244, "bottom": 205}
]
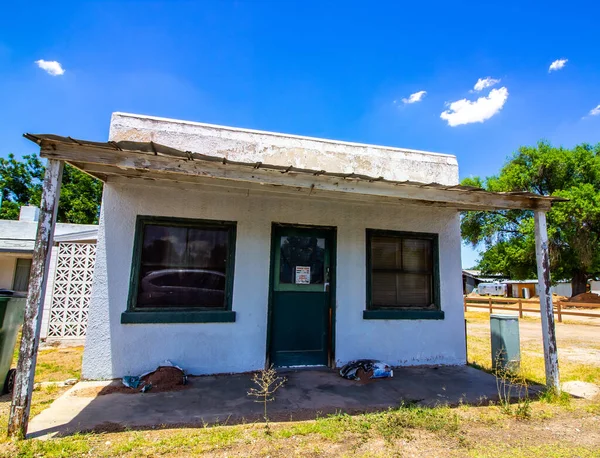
[
  {"left": 8, "top": 160, "right": 64, "bottom": 437},
  {"left": 108, "top": 113, "right": 459, "bottom": 186},
  {"left": 534, "top": 211, "right": 560, "bottom": 390}
]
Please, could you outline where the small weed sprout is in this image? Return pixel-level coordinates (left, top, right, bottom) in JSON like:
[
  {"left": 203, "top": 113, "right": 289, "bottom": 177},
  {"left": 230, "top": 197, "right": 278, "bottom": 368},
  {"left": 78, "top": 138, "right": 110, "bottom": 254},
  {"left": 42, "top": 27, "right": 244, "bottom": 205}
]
[
  {"left": 44, "top": 383, "right": 60, "bottom": 395},
  {"left": 248, "top": 365, "right": 287, "bottom": 429},
  {"left": 493, "top": 350, "right": 531, "bottom": 420}
]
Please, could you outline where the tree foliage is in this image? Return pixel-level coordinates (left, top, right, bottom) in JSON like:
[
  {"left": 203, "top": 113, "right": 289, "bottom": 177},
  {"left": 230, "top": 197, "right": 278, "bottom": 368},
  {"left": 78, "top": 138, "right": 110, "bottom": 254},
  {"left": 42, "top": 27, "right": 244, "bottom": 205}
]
[
  {"left": 0, "top": 153, "right": 103, "bottom": 224},
  {"left": 461, "top": 141, "right": 600, "bottom": 295}
]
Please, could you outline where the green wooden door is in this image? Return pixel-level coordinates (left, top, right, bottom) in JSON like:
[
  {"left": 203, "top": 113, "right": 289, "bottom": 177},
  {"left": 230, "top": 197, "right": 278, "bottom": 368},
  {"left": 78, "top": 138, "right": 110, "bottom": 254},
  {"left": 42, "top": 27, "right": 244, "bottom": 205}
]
[{"left": 269, "top": 226, "right": 333, "bottom": 367}]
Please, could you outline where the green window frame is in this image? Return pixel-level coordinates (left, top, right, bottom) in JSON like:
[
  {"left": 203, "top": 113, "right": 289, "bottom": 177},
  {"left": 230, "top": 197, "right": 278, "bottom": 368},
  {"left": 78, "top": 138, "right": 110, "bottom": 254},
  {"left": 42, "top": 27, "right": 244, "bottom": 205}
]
[
  {"left": 122, "top": 215, "right": 237, "bottom": 324},
  {"left": 364, "top": 229, "right": 443, "bottom": 320}
]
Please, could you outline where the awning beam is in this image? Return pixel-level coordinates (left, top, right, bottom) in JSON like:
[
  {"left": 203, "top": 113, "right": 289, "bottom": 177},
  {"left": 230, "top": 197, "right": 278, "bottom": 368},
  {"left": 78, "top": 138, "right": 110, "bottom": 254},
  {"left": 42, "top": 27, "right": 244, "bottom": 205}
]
[{"left": 33, "top": 140, "right": 559, "bottom": 212}]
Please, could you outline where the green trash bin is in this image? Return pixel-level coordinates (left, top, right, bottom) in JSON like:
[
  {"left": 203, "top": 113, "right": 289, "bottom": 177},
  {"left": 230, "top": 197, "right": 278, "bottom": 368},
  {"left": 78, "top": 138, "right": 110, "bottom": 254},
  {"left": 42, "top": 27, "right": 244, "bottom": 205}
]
[
  {"left": 490, "top": 314, "right": 521, "bottom": 372},
  {"left": 0, "top": 296, "right": 26, "bottom": 394}
]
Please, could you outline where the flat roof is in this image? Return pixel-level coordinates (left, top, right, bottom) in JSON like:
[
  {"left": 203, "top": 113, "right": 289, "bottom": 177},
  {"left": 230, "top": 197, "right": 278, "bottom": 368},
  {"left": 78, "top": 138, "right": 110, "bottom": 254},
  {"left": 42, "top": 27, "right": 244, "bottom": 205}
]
[{"left": 112, "top": 112, "right": 456, "bottom": 159}]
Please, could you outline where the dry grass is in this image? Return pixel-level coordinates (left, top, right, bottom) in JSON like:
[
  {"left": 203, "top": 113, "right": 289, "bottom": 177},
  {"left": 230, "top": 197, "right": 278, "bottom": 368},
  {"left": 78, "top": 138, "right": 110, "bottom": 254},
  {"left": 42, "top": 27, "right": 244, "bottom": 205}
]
[
  {"left": 0, "top": 398, "right": 598, "bottom": 457},
  {"left": 465, "top": 311, "right": 600, "bottom": 385},
  {"left": 33, "top": 346, "right": 83, "bottom": 382},
  {"left": 0, "top": 385, "right": 70, "bottom": 435},
  {"left": 11, "top": 333, "right": 83, "bottom": 383}
]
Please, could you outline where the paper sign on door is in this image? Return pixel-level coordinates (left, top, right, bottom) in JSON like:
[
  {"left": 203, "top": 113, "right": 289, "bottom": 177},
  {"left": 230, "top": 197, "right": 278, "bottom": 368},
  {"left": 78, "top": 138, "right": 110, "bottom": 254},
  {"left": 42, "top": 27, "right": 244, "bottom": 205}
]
[{"left": 295, "top": 266, "right": 311, "bottom": 284}]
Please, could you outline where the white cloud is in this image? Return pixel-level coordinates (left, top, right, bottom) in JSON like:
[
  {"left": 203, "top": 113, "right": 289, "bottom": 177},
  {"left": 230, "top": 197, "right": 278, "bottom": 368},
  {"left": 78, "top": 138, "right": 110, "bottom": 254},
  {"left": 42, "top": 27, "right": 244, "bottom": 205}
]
[
  {"left": 440, "top": 87, "right": 509, "bottom": 127},
  {"left": 35, "top": 59, "right": 65, "bottom": 76},
  {"left": 589, "top": 104, "right": 600, "bottom": 116},
  {"left": 548, "top": 58, "right": 567, "bottom": 72},
  {"left": 473, "top": 77, "right": 501, "bottom": 92},
  {"left": 402, "top": 90, "right": 427, "bottom": 104}
]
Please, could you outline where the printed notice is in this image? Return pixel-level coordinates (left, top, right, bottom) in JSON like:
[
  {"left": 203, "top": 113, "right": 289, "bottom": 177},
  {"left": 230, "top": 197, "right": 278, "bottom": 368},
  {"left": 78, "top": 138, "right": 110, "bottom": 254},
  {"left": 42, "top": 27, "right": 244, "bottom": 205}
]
[{"left": 295, "top": 266, "right": 311, "bottom": 284}]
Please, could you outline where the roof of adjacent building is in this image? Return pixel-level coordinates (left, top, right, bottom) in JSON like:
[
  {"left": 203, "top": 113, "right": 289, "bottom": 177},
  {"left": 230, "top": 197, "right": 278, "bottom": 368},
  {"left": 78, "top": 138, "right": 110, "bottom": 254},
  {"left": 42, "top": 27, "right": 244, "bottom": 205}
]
[{"left": 0, "top": 220, "right": 97, "bottom": 253}]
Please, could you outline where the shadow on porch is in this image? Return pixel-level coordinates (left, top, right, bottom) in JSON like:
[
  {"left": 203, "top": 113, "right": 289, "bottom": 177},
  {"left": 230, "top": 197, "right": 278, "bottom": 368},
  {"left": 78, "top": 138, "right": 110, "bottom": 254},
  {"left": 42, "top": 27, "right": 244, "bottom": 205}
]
[{"left": 27, "top": 365, "right": 542, "bottom": 439}]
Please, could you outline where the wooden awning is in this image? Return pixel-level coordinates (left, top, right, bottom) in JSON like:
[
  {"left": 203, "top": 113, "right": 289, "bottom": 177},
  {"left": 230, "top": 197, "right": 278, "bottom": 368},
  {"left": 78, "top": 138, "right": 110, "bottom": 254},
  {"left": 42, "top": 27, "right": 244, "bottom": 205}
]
[{"left": 25, "top": 133, "right": 564, "bottom": 211}]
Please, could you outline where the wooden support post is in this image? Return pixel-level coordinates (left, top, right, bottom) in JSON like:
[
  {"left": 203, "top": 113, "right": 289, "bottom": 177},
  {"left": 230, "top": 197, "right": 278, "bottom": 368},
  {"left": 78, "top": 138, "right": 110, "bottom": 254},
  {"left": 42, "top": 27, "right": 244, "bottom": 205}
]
[
  {"left": 557, "top": 302, "right": 562, "bottom": 323},
  {"left": 8, "top": 160, "right": 64, "bottom": 438},
  {"left": 518, "top": 299, "right": 523, "bottom": 319},
  {"left": 488, "top": 297, "right": 493, "bottom": 314},
  {"left": 464, "top": 296, "right": 467, "bottom": 313},
  {"left": 534, "top": 210, "right": 560, "bottom": 391}
]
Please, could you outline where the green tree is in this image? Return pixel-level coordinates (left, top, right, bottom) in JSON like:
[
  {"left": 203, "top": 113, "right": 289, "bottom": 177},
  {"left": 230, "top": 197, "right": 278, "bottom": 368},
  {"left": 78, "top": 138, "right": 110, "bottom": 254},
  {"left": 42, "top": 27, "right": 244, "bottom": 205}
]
[
  {"left": 0, "top": 153, "right": 102, "bottom": 224},
  {"left": 461, "top": 141, "right": 600, "bottom": 296}
]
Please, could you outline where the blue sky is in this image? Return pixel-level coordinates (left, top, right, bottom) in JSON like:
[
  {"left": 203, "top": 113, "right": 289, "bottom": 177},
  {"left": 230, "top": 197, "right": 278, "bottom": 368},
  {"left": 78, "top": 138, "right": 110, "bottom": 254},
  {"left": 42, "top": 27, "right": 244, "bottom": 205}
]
[{"left": 1, "top": 1, "right": 599, "bottom": 267}]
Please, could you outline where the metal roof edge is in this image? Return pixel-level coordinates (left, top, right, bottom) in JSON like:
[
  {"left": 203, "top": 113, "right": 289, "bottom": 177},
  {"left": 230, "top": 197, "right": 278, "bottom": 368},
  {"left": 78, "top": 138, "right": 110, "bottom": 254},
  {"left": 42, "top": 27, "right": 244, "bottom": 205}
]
[{"left": 24, "top": 133, "right": 568, "bottom": 207}]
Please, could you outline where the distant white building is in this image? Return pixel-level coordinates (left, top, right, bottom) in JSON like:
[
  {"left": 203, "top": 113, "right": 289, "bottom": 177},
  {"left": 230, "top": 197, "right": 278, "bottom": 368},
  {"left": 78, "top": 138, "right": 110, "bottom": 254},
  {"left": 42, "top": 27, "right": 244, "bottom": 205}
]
[{"left": 0, "top": 206, "right": 97, "bottom": 342}]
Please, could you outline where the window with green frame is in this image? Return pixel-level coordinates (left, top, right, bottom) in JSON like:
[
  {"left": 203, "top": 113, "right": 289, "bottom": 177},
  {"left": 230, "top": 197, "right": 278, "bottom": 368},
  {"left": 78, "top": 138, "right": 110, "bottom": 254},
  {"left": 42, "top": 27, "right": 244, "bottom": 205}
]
[
  {"left": 122, "top": 216, "right": 237, "bottom": 324},
  {"left": 365, "top": 229, "right": 443, "bottom": 320}
]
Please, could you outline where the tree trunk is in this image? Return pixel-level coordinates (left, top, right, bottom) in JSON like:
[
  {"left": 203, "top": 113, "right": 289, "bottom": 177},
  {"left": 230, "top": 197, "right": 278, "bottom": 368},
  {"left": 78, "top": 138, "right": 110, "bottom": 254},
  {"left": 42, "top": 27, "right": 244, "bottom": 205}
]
[{"left": 571, "top": 269, "right": 588, "bottom": 297}]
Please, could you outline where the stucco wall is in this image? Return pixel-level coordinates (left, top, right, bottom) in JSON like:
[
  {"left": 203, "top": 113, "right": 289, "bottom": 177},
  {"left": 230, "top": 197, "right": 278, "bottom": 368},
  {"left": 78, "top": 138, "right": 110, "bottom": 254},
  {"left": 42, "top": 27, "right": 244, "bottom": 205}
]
[
  {"left": 0, "top": 255, "right": 17, "bottom": 290},
  {"left": 82, "top": 180, "right": 465, "bottom": 379},
  {"left": 108, "top": 113, "right": 459, "bottom": 186}
]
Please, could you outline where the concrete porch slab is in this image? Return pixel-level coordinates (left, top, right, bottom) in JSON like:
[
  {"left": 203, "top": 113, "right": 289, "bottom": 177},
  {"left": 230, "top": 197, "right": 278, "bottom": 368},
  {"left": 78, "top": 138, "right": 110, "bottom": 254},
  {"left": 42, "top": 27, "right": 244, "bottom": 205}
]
[{"left": 27, "top": 365, "right": 540, "bottom": 438}]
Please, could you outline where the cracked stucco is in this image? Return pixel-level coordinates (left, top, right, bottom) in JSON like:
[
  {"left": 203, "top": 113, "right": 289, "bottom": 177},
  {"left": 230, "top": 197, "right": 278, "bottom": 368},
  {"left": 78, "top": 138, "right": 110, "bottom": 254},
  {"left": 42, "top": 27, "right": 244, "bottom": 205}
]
[{"left": 108, "top": 113, "right": 459, "bottom": 186}]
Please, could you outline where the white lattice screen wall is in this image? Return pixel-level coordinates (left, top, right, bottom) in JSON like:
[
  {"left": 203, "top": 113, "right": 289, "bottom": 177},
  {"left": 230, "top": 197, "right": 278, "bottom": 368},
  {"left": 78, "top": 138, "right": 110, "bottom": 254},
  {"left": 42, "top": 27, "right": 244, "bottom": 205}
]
[{"left": 48, "top": 242, "right": 96, "bottom": 338}]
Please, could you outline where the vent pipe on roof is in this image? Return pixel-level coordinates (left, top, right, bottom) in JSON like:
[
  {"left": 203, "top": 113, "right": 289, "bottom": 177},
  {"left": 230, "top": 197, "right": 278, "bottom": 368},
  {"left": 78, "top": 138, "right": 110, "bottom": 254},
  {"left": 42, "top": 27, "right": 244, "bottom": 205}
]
[{"left": 19, "top": 205, "right": 40, "bottom": 222}]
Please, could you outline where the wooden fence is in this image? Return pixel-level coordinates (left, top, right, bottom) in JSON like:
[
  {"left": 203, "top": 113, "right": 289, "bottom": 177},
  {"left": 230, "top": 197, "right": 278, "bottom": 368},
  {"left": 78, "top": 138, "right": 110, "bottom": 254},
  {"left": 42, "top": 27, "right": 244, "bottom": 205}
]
[{"left": 463, "top": 296, "right": 600, "bottom": 322}]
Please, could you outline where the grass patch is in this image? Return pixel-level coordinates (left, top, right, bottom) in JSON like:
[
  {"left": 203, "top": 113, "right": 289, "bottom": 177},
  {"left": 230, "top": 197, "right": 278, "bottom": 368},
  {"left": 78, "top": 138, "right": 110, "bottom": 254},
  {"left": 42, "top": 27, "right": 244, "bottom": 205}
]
[
  {"left": 6, "top": 433, "right": 92, "bottom": 458},
  {"left": 538, "top": 388, "right": 572, "bottom": 406},
  {"left": 274, "top": 404, "right": 460, "bottom": 443},
  {"left": 0, "top": 401, "right": 598, "bottom": 457},
  {"left": 33, "top": 347, "right": 83, "bottom": 383},
  {"left": 468, "top": 443, "right": 600, "bottom": 458},
  {"left": 466, "top": 315, "right": 600, "bottom": 386},
  {"left": 11, "top": 330, "right": 83, "bottom": 383}
]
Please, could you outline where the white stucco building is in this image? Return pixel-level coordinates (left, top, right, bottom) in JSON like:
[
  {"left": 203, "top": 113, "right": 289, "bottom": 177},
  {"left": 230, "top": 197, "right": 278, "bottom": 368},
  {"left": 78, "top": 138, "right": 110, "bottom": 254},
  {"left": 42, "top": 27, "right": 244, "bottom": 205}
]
[{"left": 24, "top": 113, "right": 559, "bottom": 380}]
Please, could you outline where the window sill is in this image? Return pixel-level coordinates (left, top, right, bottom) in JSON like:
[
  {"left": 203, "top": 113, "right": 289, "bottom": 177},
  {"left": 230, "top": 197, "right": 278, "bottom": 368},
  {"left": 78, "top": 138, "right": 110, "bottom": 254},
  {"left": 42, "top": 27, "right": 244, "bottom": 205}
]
[
  {"left": 363, "top": 309, "right": 444, "bottom": 320},
  {"left": 121, "top": 310, "right": 236, "bottom": 324}
]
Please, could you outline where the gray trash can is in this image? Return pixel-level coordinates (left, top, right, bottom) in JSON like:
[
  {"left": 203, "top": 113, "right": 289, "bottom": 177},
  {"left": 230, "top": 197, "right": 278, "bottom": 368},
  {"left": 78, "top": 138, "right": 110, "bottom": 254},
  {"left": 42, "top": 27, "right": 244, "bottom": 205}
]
[
  {"left": 490, "top": 314, "right": 520, "bottom": 372},
  {"left": 0, "top": 296, "right": 26, "bottom": 394}
]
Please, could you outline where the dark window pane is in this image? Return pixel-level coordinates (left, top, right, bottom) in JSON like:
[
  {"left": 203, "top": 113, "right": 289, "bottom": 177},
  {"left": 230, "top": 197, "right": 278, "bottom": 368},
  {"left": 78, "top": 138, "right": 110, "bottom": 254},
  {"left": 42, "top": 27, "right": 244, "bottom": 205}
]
[
  {"left": 371, "top": 237, "right": 401, "bottom": 269},
  {"left": 372, "top": 272, "right": 398, "bottom": 306},
  {"left": 370, "top": 234, "right": 434, "bottom": 309},
  {"left": 187, "top": 228, "right": 228, "bottom": 270},
  {"left": 402, "top": 239, "right": 432, "bottom": 272},
  {"left": 396, "top": 273, "right": 431, "bottom": 306},
  {"left": 142, "top": 225, "right": 187, "bottom": 267},
  {"left": 279, "top": 236, "right": 325, "bottom": 284},
  {"left": 372, "top": 273, "right": 432, "bottom": 307},
  {"left": 13, "top": 258, "right": 32, "bottom": 291},
  {"left": 136, "top": 223, "right": 230, "bottom": 309}
]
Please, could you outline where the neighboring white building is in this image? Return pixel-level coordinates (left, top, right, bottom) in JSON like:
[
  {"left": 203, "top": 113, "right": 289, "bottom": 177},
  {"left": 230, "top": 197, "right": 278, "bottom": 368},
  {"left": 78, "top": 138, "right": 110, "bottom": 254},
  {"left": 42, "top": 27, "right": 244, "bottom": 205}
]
[
  {"left": 0, "top": 206, "right": 97, "bottom": 342},
  {"left": 25, "top": 113, "right": 560, "bottom": 380}
]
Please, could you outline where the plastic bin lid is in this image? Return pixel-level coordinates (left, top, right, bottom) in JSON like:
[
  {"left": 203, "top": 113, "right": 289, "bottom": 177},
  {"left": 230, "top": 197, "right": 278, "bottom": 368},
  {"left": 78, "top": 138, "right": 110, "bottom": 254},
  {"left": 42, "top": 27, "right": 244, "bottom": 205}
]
[{"left": 490, "top": 313, "right": 519, "bottom": 320}]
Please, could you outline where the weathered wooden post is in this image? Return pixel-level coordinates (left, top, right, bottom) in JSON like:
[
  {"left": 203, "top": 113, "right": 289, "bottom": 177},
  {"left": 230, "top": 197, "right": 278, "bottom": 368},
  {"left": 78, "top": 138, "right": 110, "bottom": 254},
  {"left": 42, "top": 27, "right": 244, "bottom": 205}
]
[
  {"left": 8, "top": 159, "right": 64, "bottom": 438},
  {"left": 534, "top": 210, "right": 560, "bottom": 391}
]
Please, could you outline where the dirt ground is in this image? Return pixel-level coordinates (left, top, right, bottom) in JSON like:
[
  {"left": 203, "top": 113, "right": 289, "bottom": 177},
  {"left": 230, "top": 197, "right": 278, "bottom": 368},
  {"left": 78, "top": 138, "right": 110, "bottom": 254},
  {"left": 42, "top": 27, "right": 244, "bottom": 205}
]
[{"left": 467, "top": 312, "right": 600, "bottom": 367}]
